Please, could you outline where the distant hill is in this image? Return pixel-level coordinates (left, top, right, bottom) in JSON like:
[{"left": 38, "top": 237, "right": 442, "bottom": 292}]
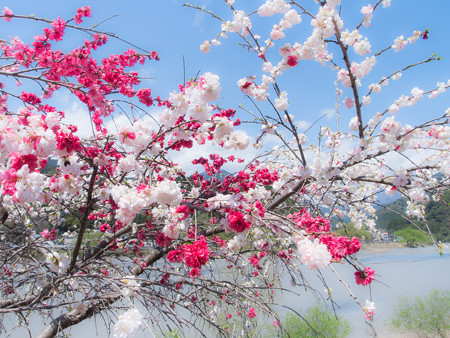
[
  {"left": 375, "top": 191, "right": 401, "bottom": 208},
  {"left": 41, "top": 158, "right": 58, "bottom": 175},
  {"left": 200, "top": 170, "right": 232, "bottom": 180}
]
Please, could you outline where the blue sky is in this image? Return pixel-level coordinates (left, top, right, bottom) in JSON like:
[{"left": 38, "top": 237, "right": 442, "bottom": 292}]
[{"left": 1, "top": 0, "right": 449, "bottom": 172}]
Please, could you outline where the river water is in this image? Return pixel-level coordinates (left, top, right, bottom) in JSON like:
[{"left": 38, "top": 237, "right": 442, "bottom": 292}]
[
  {"left": 272, "top": 244, "right": 450, "bottom": 337},
  {"left": 3, "top": 244, "right": 449, "bottom": 337}
]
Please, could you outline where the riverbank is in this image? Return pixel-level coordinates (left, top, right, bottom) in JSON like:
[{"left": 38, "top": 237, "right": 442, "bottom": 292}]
[{"left": 361, "top": 242, "right": 407, "bottom": 254}]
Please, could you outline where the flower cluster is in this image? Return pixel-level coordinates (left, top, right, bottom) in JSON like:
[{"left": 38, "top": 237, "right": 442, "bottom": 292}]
[
  {"left": 354, "top": 267, "right": 375, "bottom": 286},
  {"left": 113, "top": 308, "right": 144, "bottom": 338},
  {"left": 167, "top": 237, "right": 210, "bottom": 277},
  {"left": 296, "top": 238, "right": 332, "bottom": 270}
]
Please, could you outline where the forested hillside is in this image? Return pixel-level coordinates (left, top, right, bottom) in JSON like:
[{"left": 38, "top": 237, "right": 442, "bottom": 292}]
[{"left": 376, "top": 190, "right": 450, "bottom": 242}]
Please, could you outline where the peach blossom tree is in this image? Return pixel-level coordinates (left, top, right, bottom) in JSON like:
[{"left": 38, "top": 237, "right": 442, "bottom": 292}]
[{"left": 0, "top": 1, "right": 448, "bottom": 337}]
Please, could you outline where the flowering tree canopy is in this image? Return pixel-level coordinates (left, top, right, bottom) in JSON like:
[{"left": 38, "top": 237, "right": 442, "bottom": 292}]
[{"left": 0, "top": 1, "right": 448, "bottom": 337}]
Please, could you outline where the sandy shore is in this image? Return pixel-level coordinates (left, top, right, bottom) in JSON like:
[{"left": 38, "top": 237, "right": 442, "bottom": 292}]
[{"left": 361, "top": 242, "right": 407, "bottom": 254}]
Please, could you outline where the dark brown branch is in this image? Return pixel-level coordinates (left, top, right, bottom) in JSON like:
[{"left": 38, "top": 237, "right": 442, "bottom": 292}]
[
  {"left": 333, "top": 18, "right": 364, "bottom": 139},
  {"left": 35, "top": 295, "right": 120, "bottom": 338},
  {"left": 266, "top": 179, "right": 308, "bottom": 211},
  {"left": 69, "top": 165, "right": 98, "bottom": 272}
]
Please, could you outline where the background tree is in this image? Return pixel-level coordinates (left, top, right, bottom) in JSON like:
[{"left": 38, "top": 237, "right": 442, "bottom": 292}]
[
  {"left": 390, "top": 289, "right": 450, "bottom": 338},
  {"left": 394, "top": 227, "right": 432, "bottom": 247},
  {"left": 336, "top": 223, "right": 374, "bottom": 242}
]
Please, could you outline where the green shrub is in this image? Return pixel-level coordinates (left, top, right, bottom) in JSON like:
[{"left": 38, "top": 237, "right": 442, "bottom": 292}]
[
  {"left": 390, "top": 289, "right": 450, "bottom": 337},
  {"left": 278, "top": 303, "right": 351, "bottom": 338}
]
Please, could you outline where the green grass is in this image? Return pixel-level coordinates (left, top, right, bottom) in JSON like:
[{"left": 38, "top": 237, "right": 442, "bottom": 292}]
[{"left": 276, "top": 303, "right": 352, "bottom": 338}]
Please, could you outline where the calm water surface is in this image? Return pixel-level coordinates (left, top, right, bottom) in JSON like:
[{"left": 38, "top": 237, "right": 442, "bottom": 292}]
[
  {"left": 274, "top": 244, "right": 450, "bottom": 337},
  {"left": 3, "top": 245, "right": 449, "bottom": 337}
]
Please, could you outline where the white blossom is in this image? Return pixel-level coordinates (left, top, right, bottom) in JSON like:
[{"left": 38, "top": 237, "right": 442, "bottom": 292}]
[
  {"left": 113, "top": 308, "right": 144, "bottom": 338},
  {"left": 297, "top": 238, "right": 331, "bottom": 270}
]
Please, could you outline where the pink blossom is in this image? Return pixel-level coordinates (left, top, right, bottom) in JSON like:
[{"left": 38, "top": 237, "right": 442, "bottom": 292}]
[
  {"left": 274, "top": 91, "right": 289, "bottom": 111},
  {"left": 270, "top": 25, "right": 285, "bottom": 40},
  {"left": 349, "top": 116, "right": 360, "bottom": 131},
  {"left": 364, "top": 300, "right": 376, "bottom": 321},
  {"left": 392, "top": 35, "right": 407, "bottom": 52},
  {"left": 344, "top": 97, "right": 355, "bottom": 109},
  {"left": 40, "top": 228, "right": 57, "bottom": 241},
  {"left": 1, "top": 169, "right": 18, "bottom": 196},
  {"left": 200, "top": 40, "right": 211, "bottom": 53},
  {"left": 2, "top": 7, "right": 13, "bottom": 22},
  {"left": 113, "top": 308, "right": 143, "bottom": 338},
  {"left": 44, "top": 17, "right": 66, "bottom": 41},
  {"left": 74, "top": 6, "right": 92, "bottom": 24}
]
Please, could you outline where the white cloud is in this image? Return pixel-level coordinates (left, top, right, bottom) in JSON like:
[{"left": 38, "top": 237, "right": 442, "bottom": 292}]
[
  {"left": 260, "top": 133, "right": 284, "bottom": 147},
  {"left": 104, "top": 114, "right": 133, "bottom": 134},
  {"left": 297, "top": 120, "right": 312, "bottom": 131},
  {"left": 63, "top": 101, "right": 94, "bottom": 139},
  {"left": 192, "top": 0, "right": 211, "bottom": 27},
  {"left": 320, "top": 107, "right": 336, "bottom": 120},
  {"left": 379, "top": 149, "right": 439, "bottom": 172},
  {"left": 169, "top": 138, "right": 257, "bottom": 175}
]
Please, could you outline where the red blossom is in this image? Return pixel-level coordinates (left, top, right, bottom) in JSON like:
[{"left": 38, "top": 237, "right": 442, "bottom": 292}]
[
  {"left": 292, "top": 210, "right": 331, "bottom": 234},
  {"left": 2, "top": 7, "right": 13, "bottom": 22},
  {"left": 182, "top": 237, "right": 210, "bottom": 269},
  {"left": 189, "top": 268, "right": 201, "bottom": 279},
  {"left": 354, "top": 267, "right": 375, "bottom": 286},
  {"left": 149, "top": 50, "right": 159, "bottom": 60},
  {"left": 10, "top": 152, "right": 39, "bottom": 172},
  {"left": 212, "top": 236, "right": 226, "bottom": 248},
  {"left": 136, "top": 88, "right": 153, "bottom": 106},
  {"left": 99, "top": 223, "right": 110, "bottom": 233},
  {"left": 167, "top": 249, "right": 184, "bottom": 263},
  {"left": 227, "top": 210, "right": 251, "bottom": 233},
  {"left": 44, "top": 17, "right": 66, "bottom": 41},
  {"left": 160, "top": 273, "right": 170, "bottom": 285},
  {"left": 56, "top": 131, "right": 81, "bottom": 153},
  {"left": 287, "top": 55, "right": 298, "bottom": 67},
  {"left": 174, "top": 205, "right": 190, "bottom": 220},
  {"left": 21, "top": 92, "right": 41, "bottom": 105},
  {"left": 155, "top": 232, "right": 172, "bottom": 247},
  {"left": 320, "top": 235, "right": 361, "bottom": 261},
  {"left": 247, "top": 308, "right": 256, "bottom": 318}
]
